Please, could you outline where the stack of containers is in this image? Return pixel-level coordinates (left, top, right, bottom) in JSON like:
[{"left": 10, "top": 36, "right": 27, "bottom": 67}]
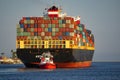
[
  {"left": 17, "top": 16, "right": 76, "bottom": 48},
  {"left": 74, "top": 23, "right": 94, "bottom": 47},
  {"left": 17, "top": 15, "right": 94, "bottom": 48}
]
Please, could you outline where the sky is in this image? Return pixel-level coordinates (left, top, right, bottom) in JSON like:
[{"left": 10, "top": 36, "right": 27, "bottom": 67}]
[{"left": 0, "top": 0, "right": 120, "bottom": 62}]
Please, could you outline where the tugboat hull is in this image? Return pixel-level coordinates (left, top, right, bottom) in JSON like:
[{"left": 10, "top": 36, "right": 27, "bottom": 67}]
[{"left": 39, "top": 63, "right": 56, "bottom": 69}]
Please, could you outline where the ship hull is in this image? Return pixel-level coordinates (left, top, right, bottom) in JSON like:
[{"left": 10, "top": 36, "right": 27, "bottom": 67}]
[{"left": 17, "top": 48, "right": 94, "bottom": 68}]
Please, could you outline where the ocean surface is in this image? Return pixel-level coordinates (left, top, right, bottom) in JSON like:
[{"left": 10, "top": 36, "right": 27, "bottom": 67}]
[{"left": 0, "top": 62, "right": 120, "bottom": 80}]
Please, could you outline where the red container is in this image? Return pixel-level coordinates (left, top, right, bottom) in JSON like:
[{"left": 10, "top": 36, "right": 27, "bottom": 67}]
[
  {"left": 44, "top": 24, "right": 48, "bottom": 28},
  {"left": 17, "top": 36, "right": 20, "bottom": 40},
  {"left": 23, "top": 17, "right": 26, "bottom": 20},
  {"left": 69, "top": 28, "right": 74, "bottom": 32},
  {"left": 65, "top": 28, "right": 69, "bottom": 32},
  {"left": 34, "top": 20, "right": 38, "bottom": 23},
  {"left": 45, "top": 32, "right": 49, "bottom": 36},
  {"left": 62, "top": 28, "right": 65, "bottom": 32},
  {"left": 75, "top": 20, "right": 80, "bottom": 25},
  {"left": 38, "top": 32, "right": 41, "bottom": 36},
  {"left": 24, "top": 24, "right": 27, "bottom": 28},
  {"left": 19, "top": 20, "right": 24, "bottom": 24},
  {"left": 30, "top": 24, "right": 34, "bottom": 28},
  {"left": 38, "top": 28, "right": 42, "bottom": 32},
  {"left": 37, "top": 23, "right": 41, "bottom": 28},
  {"left": 56, "top": 32, "right": 60, "bottom": 36},
  {"left": 37, "top": 17, "right": 43, "bottom": 20},
  {"left": 55, "top": 24, "right": 59, "bottom": 28},
  {"left": 58, "top": 32, "right": 62, "bottom": 36}
]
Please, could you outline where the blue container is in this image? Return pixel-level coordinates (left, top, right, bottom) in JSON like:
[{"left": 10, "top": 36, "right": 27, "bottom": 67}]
[
  {"left": 26, "top": 17, "right": 30, "bottom": 20},
  {"left": 34, "top": 32, "right": 38, "bottom": 36},
  {"left": 59, "top": 36, "right": 63, "bottom": 40},
  {"left": 62, "top": 20, "right": 66, "bottom": 24},
  {"left": 65, "top": 32, "right": 70, "bottom": 36},
  {"left": 20, "top": 24, "right": 24, "bottom": 28},
  {"left": 34, "top": 24, "right": 38, "bottom": 28},
  {"left": 27, "top": 24, "right": 31, "bottom": 28},
  {"left": 48, "top": 28, "right": 52, "bottom": 32}
]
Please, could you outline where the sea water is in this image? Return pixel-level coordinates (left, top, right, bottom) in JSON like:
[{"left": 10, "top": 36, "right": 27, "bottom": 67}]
[{"left": 0, "top": 62, "right": 120, "bottom": 80}]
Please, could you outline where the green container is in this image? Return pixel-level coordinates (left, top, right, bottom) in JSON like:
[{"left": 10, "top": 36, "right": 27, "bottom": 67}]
[
  {"left": 26, "top": 32, "right": 30, "bottom": 36},
  {"left": 59, "top": 24, "right": 63, "bottom": 28},
  {"left": 44, "top": 16, "right": 50, "bottom": 20},
  {"left": 82, "top": 32, "right": 85, "bottom": 36},
  {"left": 27, "top": 20, "right": 31, "bottom": 24},
  {"left": 22, "top": 32, "right": 26, "bottom": 36},
  {"left": 59, "top": 20, "right": 62, "bottom": 24},
  {"left": 52, "top": 32, "right": 55, "bottom": 36},
  {"left": 16, "top": 24, "right": 20, "bottom": 28},
  {"left": 17, "top": 32, "right": 20, "bottom": 36},
  {"left": 41, "top": 24, "right": 44, "bottom": 28},
  {"left": 83, "top": 35, "right": 86, "bottom": 39},
  {"left": 52, "top": 24, "right": 55, "bottom": 27},
  {"left": 69, "top": 24, "right": 74, "bottom": 28},
  {"left": 18, "top": 32, "right": 23, "bottom": 36},
  {"left": 31, "top": 28, "right": 34, "bottom": 32},
  {"left": 55, "top": 28, "right": 59, "bottom": 32},
  {"left": 79, "top": 27, "right": 83, "bottom": 31},
  {"left": 45, "top": 28, "right": 48, "bottom": 32},
  {"left": 48, "top": 24, "right": 51, "bottom": 28},
  {"left": 54, "top": 17, "right": 57, "bottom": 20},
  {"left": 17, "top": 28, "right": 21, "bottom": 32},
  {"left": 80, "top": 42, "right": 85, "bottom": 46}
]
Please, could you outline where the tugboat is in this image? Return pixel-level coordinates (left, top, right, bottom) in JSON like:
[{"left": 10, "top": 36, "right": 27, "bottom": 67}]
[{"left": 39, "top": 51, "right": 56, "bottom": 69}]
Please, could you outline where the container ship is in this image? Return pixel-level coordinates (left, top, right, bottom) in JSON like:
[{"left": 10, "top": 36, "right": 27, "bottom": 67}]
[{"left": 16, "top": 5, "right": 95, "bottom": 68}]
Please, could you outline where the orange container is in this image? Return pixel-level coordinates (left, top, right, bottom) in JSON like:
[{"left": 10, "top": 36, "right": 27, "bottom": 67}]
[
  {"left": 27, "top": 28, "right": 31, "bottom": 32},
  {"left": 83, "top": 38, "right": 86, "bottom": 43},
  {"left": 34, "top": 28, "right": 38, "bottom": 32},
  {"left": 74, "top": 25, "right": 77, "bottom": 29},
  {"left": 30, "top": 32, "right": 34, "bottom": 36},
  {"left": 65, "top": 23, "right": 70, "bottom": 28}
]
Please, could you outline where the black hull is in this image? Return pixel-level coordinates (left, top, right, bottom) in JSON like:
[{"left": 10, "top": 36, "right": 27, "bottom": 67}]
[{"left": 17, "top": 48, "right": 94, "bottom": 68}]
